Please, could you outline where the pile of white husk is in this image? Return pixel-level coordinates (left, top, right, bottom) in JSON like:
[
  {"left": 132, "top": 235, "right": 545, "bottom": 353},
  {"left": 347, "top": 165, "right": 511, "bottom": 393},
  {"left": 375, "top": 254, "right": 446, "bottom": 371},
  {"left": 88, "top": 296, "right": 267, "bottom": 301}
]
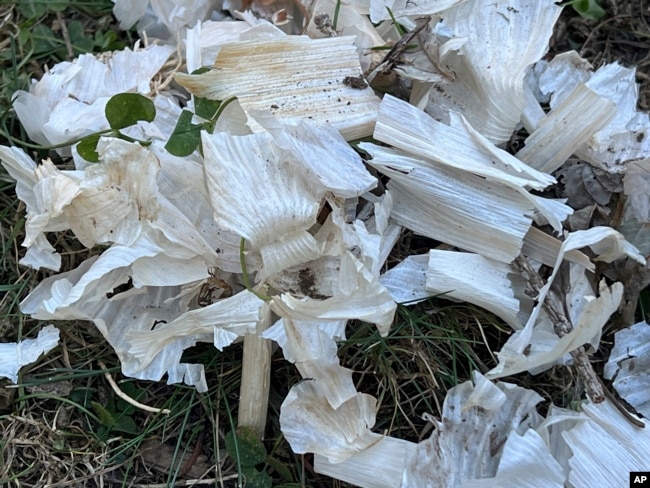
[{"left": 2, "top": 0, "right": 650, "bottom": 486}]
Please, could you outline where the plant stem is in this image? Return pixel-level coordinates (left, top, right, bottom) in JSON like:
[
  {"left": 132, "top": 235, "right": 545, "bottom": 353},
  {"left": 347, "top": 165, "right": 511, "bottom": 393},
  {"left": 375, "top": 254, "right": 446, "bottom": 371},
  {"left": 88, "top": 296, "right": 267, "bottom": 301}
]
[{"left": 237, "top": 307, "right": 272, "bottom": 438}]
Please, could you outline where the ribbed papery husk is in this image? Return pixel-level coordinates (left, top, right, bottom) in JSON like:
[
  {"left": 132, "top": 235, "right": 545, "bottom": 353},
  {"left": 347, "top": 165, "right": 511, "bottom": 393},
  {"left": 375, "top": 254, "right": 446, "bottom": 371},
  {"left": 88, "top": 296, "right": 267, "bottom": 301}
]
[
  {"left": 21, "top": 139, "right": 161, "bottom": 250},
  {"left": 522, "top": 226, "right": 592, "bottom": 270},
  {"left": 516, "top": 83, "right": 616, "bottom": 174},
  {"left": 251, "top": 112, "right": 377, "bottom": 198},
  {"left": 374, "top": 95, "right": 555, "bottom": 190},
  {"left": 460, "top": 430, "right": 565, "bottom": 488},
  {"left": 19, "top": 249, "right": 212, "bottom": 391},
  {"left": 185, "top": 20, "right": 252, "bottom": 73},
  {"left": 258, "top": 230, "right": 322, "bottom": 282},
  {"left": 564, "top": 399, "right": 648, "bottom": 487},
  {"left": 368, "top": 0, "right": 463, "bottom": 23},
  {"left": 403, "top": 373, "right": 545, "bottom": 487},
  {"left": 534, "top": 57, "right": 650, "bottom": 172},
  {"left": 315, "top": 437, "right": 417, "bottom": 488},
  {"left": 426, "top": 250, "right": 526, "bottom": 330},
  {"left": 175, "top": 36, "right": 381, "bottom": 140},
  {"left": 361, "top": 143, "right": 533, "bottom": 263},
  {"left": 379, "top": 254, "right": 432, "bottom": 305},
  {"left": 263, "top": 318, "right": 357, "bottom": 409},
  {"left": 316, "top": 372, "right": 550, "bottom": 487},
  {"left": 604, "top": 321, "right": 650, "bottom": 418},
  {"left": 423, "top": 0, "right": 562, "bottom": 144},
  {"left": 12, "top": 44, "right": 174, "bottom": 147},
  {"left": 487, "top": 227, "right": 645, "bottom": 379},
  {"left": 280, "top": 380, "right": 383, "bottom": 463},
  {"left": 0, "top": 325, "right": 60, "bottom": 384},
  {"left": 150, "top": 144, "right": 255, "bottom": 273},
  {"left": 202, "top": 131, "right": 320, "bottom": 254},
  {"left": 271, "top": 251, "right": 397, "bottom": 336},
  {"left": 127, "top": 290, "right": 264, "bottom": 370}
]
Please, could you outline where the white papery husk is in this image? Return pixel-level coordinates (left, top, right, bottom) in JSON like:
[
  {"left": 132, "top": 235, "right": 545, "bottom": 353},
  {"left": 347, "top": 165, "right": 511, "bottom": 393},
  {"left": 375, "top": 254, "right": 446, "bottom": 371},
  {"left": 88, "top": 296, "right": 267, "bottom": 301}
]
[
  {"left": 315, "top": 372, "right": 555, "bottom": 487},
  {"left": 251, "top": 112, "right": 377, "bottom": 199},
  {"left": 201, "top": 130, "right": 322, "bottom": 281},
  {"left": 266, "top": 193, "right": 399, "bottom": 337},
  {"left": 0, "top": 139, "right": 159, "bottom": 266},
  {"left": 516, "top": 83, "right": 616, "bottom": 174},
  {"left": 563, "top": 399, "right": 649, "bottom": 487},
  {"left": 530, "top": 55, "right": 650, "bottom": 172},
  {"left": 184, "top": 19, "right": 253, "bottom": 73},
  {"left": 112, "top": 0, "right": 218, "bottom": 38},
  {"left": 362, "top": 143, "right": 534, "bottom": 263},
  {"left": 420, "top": 0, "right": 562, "bottom": 144},
  {"left": 0, "top": 146, "right": 59, "bottom": 270},
  {"left": 0, "top": 325, "right": 60, "bottom": 383},
  {"left": 127, "top": 290, "right": 265, "bottom": 371},
  {"left": 369, "top": 0, "right": 464, "bottom": 23},
  {"left": 366, "top": 95, "right": 571, "bottom": 234},
  {"left": 263, "top": 318, "right": 357, "bottom": 409},
  {"left": 12, "top": 44, "right": 174, "bottom": 156},
  {"left": 175, "top": 35, "right": 381, "bottom": 140},
  {"left": 487, "top": 227, "right": 645, "bottom": 379},
  {"left": 426, "top": 251, "right": 532, "bottom": 330},
  {"left": 20, "top": 253, "right": 208, "bottom": 390},
  {"left": 604, "top": 321, "right": 650, "bottom": 418},
  {"left": 18, "top": 242, "right": 261, "bottom": 392},
  {"left": 271, "top": 251, "right": 397, "bottom": 336},
  {"left": 379, "top": 254, "right": 431, "bottom": 304},
  {"left": 8, "top": 134, "right": 259, "bottom": 391},
  {"left": 280, "top": 379, "right": 383, "bottom": 464}
]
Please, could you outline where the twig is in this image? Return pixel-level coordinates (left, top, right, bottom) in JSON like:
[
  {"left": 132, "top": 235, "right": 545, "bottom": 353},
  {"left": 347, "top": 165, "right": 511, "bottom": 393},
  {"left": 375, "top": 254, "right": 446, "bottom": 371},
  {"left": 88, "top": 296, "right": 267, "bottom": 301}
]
[
  {"left": 98, "top": 360, "right": 171, "bottom": 415},
  {"left": 132, "top": 478, "right": 236, "bottom": 488},
  {"left": 56, "top": 12, "right": 74, "bottom": 59},
  {"left": 514, "top": 255, "right": 645, "bottom": 429},
  {"left": 513, "top": 256, "right": 604, "bottom": 400},
  {"left": 378, "top": 15, "right": 431, "bottom": 75},
  {"left": 178, "top": 429, "right": 205, "bottom": 478}
]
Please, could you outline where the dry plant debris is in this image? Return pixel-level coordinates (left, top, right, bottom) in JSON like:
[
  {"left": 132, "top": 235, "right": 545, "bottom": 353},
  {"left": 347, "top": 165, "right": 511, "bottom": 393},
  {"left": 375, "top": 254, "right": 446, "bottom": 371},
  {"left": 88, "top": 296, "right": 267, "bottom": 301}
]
[{"left": 1, "top": 0, "right": 650, "bottom": 486}]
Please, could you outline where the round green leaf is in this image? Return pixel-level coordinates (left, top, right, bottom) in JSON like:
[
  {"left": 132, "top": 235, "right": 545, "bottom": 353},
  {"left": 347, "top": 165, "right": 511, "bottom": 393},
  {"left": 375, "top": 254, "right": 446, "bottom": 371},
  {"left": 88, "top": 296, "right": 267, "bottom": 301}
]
[
  {"left": 165, "top": 109, "right": 202, "bottom": 157},
  {"left": 105, "top": 93, "right": 156, "bottom": 130},
  {"left": 225, "top": 427, "right": 267, "bottom": 466},
  {"left": 241, "top": 467, "right": 272, "bottom": 488},
  {"left": 77, "top": 133, "right": 102, "bottom": 162}
]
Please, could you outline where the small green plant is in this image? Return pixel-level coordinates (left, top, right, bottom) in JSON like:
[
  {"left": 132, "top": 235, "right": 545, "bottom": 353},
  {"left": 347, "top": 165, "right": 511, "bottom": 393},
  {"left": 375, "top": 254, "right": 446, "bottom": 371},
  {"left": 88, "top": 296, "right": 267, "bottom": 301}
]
[
  {"left": 75, "top": 92, "right": 155, "bottom": 161},
  {"left": 563, "top": 0, "right": 606, "bottom": 20},
  {"left": 165, "top": 68, "right": 236, "bottom": 157}
]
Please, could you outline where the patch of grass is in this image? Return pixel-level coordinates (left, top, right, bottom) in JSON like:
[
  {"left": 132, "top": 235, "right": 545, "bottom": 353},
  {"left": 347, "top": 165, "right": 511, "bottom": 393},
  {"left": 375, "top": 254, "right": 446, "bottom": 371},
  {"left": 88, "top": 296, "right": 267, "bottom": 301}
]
[{"left": 338, "top": 301, "right": 501, "bottom": 441}]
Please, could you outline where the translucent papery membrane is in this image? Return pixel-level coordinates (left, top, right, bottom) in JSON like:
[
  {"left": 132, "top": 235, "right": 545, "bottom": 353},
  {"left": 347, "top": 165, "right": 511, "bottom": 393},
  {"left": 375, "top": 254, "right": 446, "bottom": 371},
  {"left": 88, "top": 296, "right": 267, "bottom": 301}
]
[
  {"left": 425, "top": 0, "right": 562, "bottom": 144},
  {"left": 426, "top": 250, "right": 527, "bottom": 330},
  {"left": 201, "top": 131, "right": 320, "bottom": 250},
  {"left": 604, "top": 321, "right": 650, "bottom": 418},
  {"left": 127, "top": 290, "right": 264, "bottom": 371},
  {"left": 263, "top": 318, "right": 357, "bottom": 409},
  {"left": 0, "top": 326, "right": 60, "bottom": 383}
]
